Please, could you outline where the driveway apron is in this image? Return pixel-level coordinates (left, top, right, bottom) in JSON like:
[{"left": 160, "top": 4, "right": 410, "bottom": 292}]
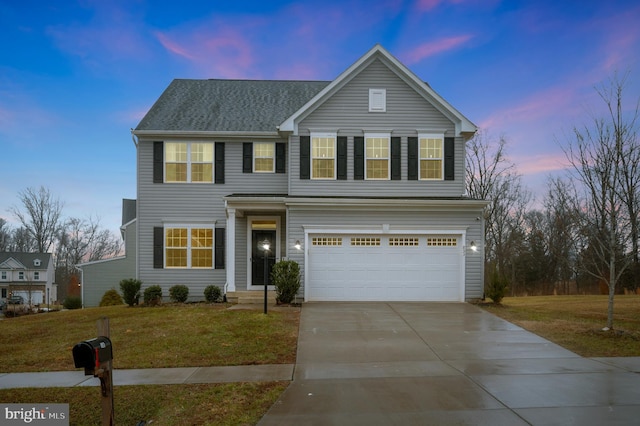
[{"left": 258, "top": 302, "right": 640, "bottom": 425}]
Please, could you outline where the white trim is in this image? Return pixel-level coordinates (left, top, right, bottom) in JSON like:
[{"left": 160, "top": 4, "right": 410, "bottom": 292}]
[
  {"left": 163, "top": 223, "right": 216, "bottom": 269},
  {"left": 304, "top": 229, "right": 466, "bottom": 302},
  {"left": 164, "top": 142, "right": 215, "bottom": 183},
  {"left": 225, "top": 208, "right": 236, "bottom": 293},
  {"left": 279, "top": 44, "right": 477, "bottom": 137},
  {"left": 246, "top": 216, "right": 281, "bottom": 290}
]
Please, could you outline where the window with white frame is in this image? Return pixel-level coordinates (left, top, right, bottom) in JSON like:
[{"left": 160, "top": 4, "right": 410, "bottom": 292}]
[
  {"left": 365, "top": 133, "right": 390, "bottom": 180},
  {"left": 165, "top": 225, "right": 214, "bottom": 268},
  {"left": 254, "top": 143, "right": 275, "bottom": 173},
  {"left": 369, "top": 89, "right": 386, "bottom": 112},
  {"left": 1, "top": 271, "right": 6, "bottom": 280},
  {"left": 419, "top": 134, "right": 444, "bottom": 180},
  {"left": 34, "top": 272, "right": 40, "bottom": 280},
  {"left": 311, "top": 133, "right": 336, "bottom": 179},
  {"left": 18, "top": 271, "right": 24, "bottom": 280},
  {"left": 165, "top": 142, "right": 214, "bottom": 183}
]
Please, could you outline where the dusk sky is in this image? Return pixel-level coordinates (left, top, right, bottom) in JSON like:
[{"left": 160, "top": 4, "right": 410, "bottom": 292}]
[{"left": 1, "top": 0, "right": 639, "bottom": 235}]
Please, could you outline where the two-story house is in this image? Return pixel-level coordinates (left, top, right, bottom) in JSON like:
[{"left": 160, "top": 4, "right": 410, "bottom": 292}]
[
  {"left": 0, "top": 252, "right": 57, "bottom": 306},
  {"left": 125, "top": 44, "right": 487, "bottom": 304}
]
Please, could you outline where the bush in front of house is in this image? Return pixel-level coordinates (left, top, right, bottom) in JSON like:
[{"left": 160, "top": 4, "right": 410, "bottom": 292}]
[
  {"left": 99, "top": 288, "right": 124, "bottom": 307},
  {"left": 144, "top": 285, "right": 163, "bottom": 306},
  {"left": 486, "top": 268, "right": 508, "bottom": 304},
  {"left": 169, "top": 285, "right": 189, "bottom": 303},
  {"left": 204, "top": 285, "right": 222, "bottom": 303},
  {"left": 63, "top": 296, "right": 83, "bottom": 310},
  {"left": 271, "top": 260, "right": 301, "bottom": 304},
  {"left": 120, "top": 278, "right": 142, "bottom": 306}
]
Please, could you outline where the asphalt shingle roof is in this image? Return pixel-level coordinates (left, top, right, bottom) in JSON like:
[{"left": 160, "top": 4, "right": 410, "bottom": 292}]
[{"left": 136, "top": 79, "right": 330, "bottom": 133}]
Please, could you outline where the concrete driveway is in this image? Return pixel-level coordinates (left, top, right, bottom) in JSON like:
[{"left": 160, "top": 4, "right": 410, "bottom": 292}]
[{"left": 259, "top": 302, "right": 640, "bottom": 425}]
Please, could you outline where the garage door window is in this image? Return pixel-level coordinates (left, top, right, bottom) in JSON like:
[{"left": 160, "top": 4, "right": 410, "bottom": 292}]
[
  {"left": 389, "top": 237, "right": 419, "bottom": 246},
  {"left": 312, "top": 237, "right": 342, "bottom": 246},
  {"left": 427, "top": 237, "right": 457, "bottom": 246},
  {"left": 350, "top": 237, "right": 380, "bottom": 246}
]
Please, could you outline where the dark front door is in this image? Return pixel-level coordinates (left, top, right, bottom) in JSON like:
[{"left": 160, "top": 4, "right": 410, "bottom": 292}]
[{"left": 252, "top": 229, "right": 276, "bottom": 286}]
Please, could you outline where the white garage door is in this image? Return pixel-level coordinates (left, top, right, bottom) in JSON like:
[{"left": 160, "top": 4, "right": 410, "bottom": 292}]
[{"left": 307, "top": 234, "right": 463, "bottom": 302}]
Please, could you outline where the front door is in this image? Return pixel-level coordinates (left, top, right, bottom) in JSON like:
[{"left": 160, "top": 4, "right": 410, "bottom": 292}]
[{"left": 248, "top": 217, "right": 280, "bottom": 287}]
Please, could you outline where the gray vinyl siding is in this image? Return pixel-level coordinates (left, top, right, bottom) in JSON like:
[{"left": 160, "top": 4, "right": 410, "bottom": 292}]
[
  {"left": 291, "top": 58, "right": 465, "bottom": 197},
  {"left": 287, "top": 206, "right": 485, "bottom": 301},
  {"left": 137, "top": 138, "right": 287, "bottom": 297},
  {"left": 81, "top": 221, "right": 137, "bottom": 307}
]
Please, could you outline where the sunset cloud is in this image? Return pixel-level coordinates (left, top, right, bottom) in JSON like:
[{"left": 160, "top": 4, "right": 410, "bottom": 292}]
[{"left": 402, "top": 35, "right": 474, "bottom": 64}]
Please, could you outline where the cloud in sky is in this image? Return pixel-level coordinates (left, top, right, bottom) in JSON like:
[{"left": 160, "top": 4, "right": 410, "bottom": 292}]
[{"left": 401, "top": 35, "right": 474, "bottom": 65}]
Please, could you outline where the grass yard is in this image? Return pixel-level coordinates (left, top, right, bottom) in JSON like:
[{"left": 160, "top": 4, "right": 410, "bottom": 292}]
[
  {"left": 0, "top": 304, "right": 299, "bottom": 425},
  {"left": 0, "top": 304, "right": 299, "bottom": 372},
  {"left": 481, "top": 295, "right": 640, "bottom": 357}
]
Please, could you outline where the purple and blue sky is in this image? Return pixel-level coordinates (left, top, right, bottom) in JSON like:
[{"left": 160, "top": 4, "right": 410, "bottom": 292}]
[{"left": 1, "top": 0, "right": 639, "bottom": 234}]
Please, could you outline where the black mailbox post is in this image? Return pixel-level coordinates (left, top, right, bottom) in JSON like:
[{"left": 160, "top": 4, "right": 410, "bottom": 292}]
[{"left": 72, "top": 337, "right": 113, "bottom": 375}]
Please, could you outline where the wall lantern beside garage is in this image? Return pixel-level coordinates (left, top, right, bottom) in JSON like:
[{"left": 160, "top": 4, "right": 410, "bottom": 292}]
[
  {"left": 469, "top": 241, "right": 478, "bottom": 252},
  {"left": 294, "top": 240, "right": 302, "bottom": 251}
]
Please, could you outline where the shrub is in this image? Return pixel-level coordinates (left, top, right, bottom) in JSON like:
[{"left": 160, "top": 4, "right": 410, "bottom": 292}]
[
  {"left": 63, "top": 296, "right": 82, "bottom": 310},
  {"left": 144, "top": 285, "right": 163, "bottom": 306},
  {"left": 486, "top": 268, "right": 508, "bottom": 304},
  {"left": 271, "top": 260, "right": 301, "bottom": 304},
  {"left": 119, "top": 278, "right": 142, "bottom": 306},
  {"left": 169, "top": 285, "right": 189, "bottom": 303},
  {"left": 99, "top": 289, "right": 124, "bottom": 307},
  {"left": 204, "top": 285, "right": 222, "bottom": 303}
]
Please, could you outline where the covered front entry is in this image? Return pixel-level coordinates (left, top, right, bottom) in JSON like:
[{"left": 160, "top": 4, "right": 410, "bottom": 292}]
[
  {"left": 306, "top": 233, "right": 464, "bottom": 302},
  {"left": 247, "top": 216, "right": 280, "bottom": 289}
]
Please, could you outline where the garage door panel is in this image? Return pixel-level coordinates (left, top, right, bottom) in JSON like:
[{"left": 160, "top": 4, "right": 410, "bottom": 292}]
[{"left": 308, "top": 234, "right": 463, "bottom": 302}]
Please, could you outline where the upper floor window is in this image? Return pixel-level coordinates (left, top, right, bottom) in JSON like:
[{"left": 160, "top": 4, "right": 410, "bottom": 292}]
[
  {"left": 419, "top": 134, "right": 444, "bottom": 180},
  {"left": 165, "top": 142, "right": 213, "bottom": 183},
  {"left": 365, "top": 134, "right": 390, "bottom": 180},
  {"left": 34, "top": 272, "right": 40, "bottom": 280},
  {"left": 254, "top": 143, "right": 275, "bottom": 173},
  {"left": 1, "top": 271, "right": 6, "bottom": 280},
  {"left": 165, "top": 225, "right": 213, "bottom": 268},
  {"left": 311, "top": 133, "right": 336, "bottom": 179},
  {"left": 18, "top": 271, "right": 24, "bottom": 280},
  {"left": 369, "top": 89, "right": 386, "bottom": 112}
]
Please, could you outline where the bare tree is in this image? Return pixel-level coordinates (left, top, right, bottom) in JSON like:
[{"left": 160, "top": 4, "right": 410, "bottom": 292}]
[
  {"left": 564, "top": 73, "right": 639, "bottom": 330},
  {"left": 466, "top": 131, "right": 530, "bottom": 291},
  {"left": 9, "top": 186, "right": 64, "bottom": 253},
  {"left": 10, "top": 227, "right": 37, "bottom": 252},
  {"left": 0, "top": 218, "right": 11, "bottom": 251}
]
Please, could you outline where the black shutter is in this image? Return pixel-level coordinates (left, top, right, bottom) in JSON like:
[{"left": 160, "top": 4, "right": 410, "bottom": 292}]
[
  {"left": 391, "top": 137, "right": 401, "bottom": 180},
  {"left": 354, "top": 136, "right": 364, "bottom": 180},
  {"left": 337, "top": 136, "right": 347, "bottom": 180},
  {"left": 153, "top": 142, "right": 163, "bottom": 183},
  {"left": 153, "top": 227, "right": 164, "bottom": 269},
  {"left": 215, "top": 228, "right": 225, "bottom": 269},
  {"left": 300, "top": 136, "right": 310, "bottom": 179},
  {"left": 275, "top": 143, "right": 286, "bottom": 174},
  {"left": 444, "top": 137, "right": 455, "bottom": 181},
  {"left": 243, "top": 143, "right": 253, "bottom": 173},
  {"left": 215, "top": 142, "right": 225, "bottom": 183},
  {"left": 408, "top": 137, "right": 418, "bottom": 180}
]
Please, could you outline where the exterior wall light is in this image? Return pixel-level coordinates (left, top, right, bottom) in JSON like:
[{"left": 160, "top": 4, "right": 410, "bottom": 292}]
[
  {"left": 294, "top": 240, "right": 302, "bottom": 250},
  {"left": 469, "top": 241, "right": 477, "bottom": 252}
]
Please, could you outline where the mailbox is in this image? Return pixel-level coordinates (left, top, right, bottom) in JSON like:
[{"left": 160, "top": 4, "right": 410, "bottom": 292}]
[{"left": 72, "top": 337, "right": 113, "bottom": 375}]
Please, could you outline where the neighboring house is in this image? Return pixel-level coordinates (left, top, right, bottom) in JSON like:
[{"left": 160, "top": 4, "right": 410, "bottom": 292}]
[
  {"left": 76, "top": 199, "right": 137, "bottom": 307},
  {"left": 0, "top": 252, "right": 57, "bottom": 306},
  {"left": 126, "top": 44, "right": 487, "bottom": 303}
]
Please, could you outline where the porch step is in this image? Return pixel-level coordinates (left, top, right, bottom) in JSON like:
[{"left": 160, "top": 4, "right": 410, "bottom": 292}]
[{"left": 226, "top": 291, "right": 277, "bottom": 305}]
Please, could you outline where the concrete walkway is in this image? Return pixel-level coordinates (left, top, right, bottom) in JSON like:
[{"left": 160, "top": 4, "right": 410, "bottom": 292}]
[{"left": 258, "top": 302, "right": 640, "bottom": 425}]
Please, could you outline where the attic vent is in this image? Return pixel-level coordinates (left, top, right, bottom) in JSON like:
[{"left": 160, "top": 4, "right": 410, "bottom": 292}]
[
  {"left": 369, "top": 89, "right": 386, "bottom": 112},
  {"left": 34, "top": 259, "right": 41, "bottom": 267}
]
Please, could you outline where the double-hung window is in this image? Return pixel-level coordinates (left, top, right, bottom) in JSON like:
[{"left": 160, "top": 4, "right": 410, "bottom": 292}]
[
  {"left": 311, "top": 133, "right": 336, "bottom": 179},
  {"left": 165, "top": 225, "right": 213, "bottom": 268},
  {"left": 365, "top": 133, "right": 390, "bottom": 180},
  {"left": 419, "top": 134, "right": 444, "bottom": 180},
  {"left": 165, "top": 142, "right": 214, "bottom": 182},
  {"left": 254, "top": 143, "right": 275, "bottom": 172}
]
